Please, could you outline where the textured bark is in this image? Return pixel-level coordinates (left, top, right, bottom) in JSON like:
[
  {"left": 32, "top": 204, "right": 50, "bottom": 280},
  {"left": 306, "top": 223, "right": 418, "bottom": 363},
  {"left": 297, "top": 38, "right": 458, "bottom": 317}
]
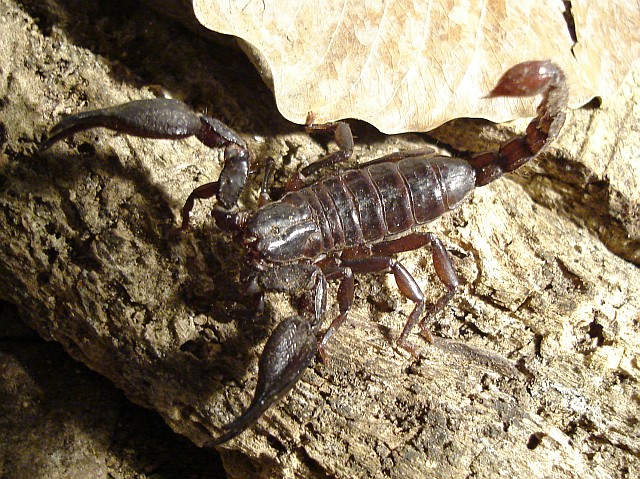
[{"left": 1, "top": 1, "right": 638, "bottom": 478}]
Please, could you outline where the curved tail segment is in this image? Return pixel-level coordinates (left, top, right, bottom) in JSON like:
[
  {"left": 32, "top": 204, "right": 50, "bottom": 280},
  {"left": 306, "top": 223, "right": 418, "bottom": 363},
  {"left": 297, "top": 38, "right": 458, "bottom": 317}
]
[{"left": 468, "top": 61, "right": 568, "bottom": 187}]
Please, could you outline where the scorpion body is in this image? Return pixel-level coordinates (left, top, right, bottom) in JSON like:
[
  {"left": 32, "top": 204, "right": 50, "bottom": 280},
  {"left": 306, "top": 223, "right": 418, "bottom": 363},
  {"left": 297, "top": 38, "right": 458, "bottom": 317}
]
[
  {"left": 42, "top": 61, "right": 568, "bottom": 445},
  {"left": 251, "top": 156, "right": 474, "bottom": 260}
]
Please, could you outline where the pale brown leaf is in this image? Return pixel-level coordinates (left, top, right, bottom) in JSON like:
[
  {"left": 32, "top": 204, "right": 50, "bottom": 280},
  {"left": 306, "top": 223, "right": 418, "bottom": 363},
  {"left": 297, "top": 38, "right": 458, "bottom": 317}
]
[{"left": 194, "top": 0, "right": 640, "bottom": 133}]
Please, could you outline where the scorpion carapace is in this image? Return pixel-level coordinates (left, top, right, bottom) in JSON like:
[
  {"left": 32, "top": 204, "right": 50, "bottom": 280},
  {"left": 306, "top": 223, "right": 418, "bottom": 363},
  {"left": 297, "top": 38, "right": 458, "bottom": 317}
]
[{"left": 42, "top": 61, "right": 568, "bottom": 445}]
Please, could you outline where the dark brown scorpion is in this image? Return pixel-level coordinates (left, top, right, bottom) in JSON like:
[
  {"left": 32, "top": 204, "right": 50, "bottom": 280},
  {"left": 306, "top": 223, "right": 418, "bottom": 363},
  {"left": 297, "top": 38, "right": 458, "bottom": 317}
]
[{"left": 41, "top": 61, "right": 568, "bottom": 445}]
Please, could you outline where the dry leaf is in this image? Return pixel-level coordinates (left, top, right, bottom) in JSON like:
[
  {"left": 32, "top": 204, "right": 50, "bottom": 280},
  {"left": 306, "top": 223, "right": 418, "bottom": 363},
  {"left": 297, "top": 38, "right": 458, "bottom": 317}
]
[{"left": 194, "top": 0, "right": 640, "bottom": 133}]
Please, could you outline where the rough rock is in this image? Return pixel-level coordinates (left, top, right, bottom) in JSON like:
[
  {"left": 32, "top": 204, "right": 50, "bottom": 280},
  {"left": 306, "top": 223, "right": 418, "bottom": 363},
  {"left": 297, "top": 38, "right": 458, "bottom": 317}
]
[
  {"left": 0, "top": 1, "right": 638, "bottom": 478},
  {"left": 0, "top": 303, "right": 225, "bottom": 479}
]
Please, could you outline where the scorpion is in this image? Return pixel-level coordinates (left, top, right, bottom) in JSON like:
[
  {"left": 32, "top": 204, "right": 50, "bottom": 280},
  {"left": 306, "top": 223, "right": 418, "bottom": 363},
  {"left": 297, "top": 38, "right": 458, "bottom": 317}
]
[{"left": 41, "top": 61, "right": 568, "bottom": 445}]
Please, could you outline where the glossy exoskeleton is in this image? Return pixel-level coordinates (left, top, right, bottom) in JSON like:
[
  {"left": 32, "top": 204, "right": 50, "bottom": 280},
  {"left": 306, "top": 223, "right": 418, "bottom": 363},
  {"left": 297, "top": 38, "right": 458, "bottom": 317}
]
[{"left": 42, "top": 61, "right": 568, "bottom": 445}]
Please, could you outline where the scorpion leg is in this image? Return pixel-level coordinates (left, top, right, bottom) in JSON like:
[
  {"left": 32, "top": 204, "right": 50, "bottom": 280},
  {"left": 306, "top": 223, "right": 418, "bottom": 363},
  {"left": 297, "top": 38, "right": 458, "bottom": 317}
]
[
  {"left": 210, "top": 264, "right": 327, "bottom": 445},
  {"left": 354, "top": 147, "right": 436, "bottom": 168},
  {"left": 316, "top": 258, "right": 356, "bottom": 362},
  {"left": 368, "top": 233, "right": 460, "bottom": 348},
  {"left": 292, "top": 114, "right": 436, "bottom": 190},
  {"left": 286, "top": 113, "right": 355, "bottom": 191},
  {"left": 257, "top": 157, "right": 276, "bottom": 207},
  {"left": 252, "top": 263, "right": 328, "bottom": 328},
  {"left": 172, "top": 181, "right": 219, "bottom": 232},
  {"left": 297, "top": 114, "right": 433, "bottom": 191},
  {"left": 302, "top": 113, "right": 354, "bottom": 176},
  {"left": 305, "top": 111, "right": 436, "bottom": 171},
  {"left": 329, "top": 256, "right": 425, "bottom": 356},
  {"left": 334, "top": 233, "right": 459, "bottom": 355},
  {"left": 41, "top": 98, "right": 251, "bottom": 226}
]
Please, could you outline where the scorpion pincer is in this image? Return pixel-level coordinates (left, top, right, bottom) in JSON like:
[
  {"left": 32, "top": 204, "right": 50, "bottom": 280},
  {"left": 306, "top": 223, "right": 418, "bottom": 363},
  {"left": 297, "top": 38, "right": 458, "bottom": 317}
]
[{"left": 41, "top": 61, "right": 568, "bottom": 445}]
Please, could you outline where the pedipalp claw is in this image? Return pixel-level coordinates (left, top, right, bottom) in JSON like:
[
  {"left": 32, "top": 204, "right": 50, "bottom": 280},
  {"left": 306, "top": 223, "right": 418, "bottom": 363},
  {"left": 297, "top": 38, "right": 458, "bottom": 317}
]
[
  {"left": 40, "top": 98, "right": 202, "bottom": 151},
  {"left": 207, "top": 315, "right": 317, "bottom": 446}
]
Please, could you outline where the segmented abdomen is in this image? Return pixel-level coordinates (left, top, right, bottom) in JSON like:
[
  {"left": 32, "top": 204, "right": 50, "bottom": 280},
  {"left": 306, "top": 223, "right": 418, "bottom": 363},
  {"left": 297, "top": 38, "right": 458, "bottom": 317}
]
[{"left": 283, "top": 156, "right": 476, "bottom": 253}]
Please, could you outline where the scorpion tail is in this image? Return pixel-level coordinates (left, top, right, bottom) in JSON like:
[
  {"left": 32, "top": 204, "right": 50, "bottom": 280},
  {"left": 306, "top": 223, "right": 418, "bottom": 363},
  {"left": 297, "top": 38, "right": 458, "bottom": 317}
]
[
  {"left": 207, "top": 315, "right": 318, "bottom": 446},
  {"left": 470, "top": 61, "right": 568, "bottom": 187}
]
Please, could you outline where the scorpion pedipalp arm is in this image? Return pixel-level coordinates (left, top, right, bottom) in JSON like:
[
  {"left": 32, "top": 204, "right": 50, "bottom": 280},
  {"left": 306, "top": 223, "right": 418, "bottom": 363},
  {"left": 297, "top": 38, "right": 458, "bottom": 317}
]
[
  {"left": 40, "top": 99, "right": 206, "bottom": 150},
  {"left": 42, "top": 98, "right": 248, "bottom": 156},
  {"left": 41, "top": 97, "right": 252, "bottom": 224},
  {"left": 208, "top": 315, "right": 317, "bottom": 446}
]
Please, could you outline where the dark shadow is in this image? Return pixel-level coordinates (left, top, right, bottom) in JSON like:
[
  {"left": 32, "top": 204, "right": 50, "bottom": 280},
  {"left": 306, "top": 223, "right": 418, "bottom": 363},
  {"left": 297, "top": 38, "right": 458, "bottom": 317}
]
[
  {"left": 17, "top": 0, "right": 296, "bottom": 137},
  {"left": 32, "top": 136, "right": 268, "bottom": 383},
  {"left": 0, "top": 301, "right": 227, "bottom": 479}
]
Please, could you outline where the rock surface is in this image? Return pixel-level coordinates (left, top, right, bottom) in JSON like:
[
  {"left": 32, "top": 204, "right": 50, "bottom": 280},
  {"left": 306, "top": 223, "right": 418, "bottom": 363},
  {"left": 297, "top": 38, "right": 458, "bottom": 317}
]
[
  {"left": 0, "top": 303, "right": 225, "bottom": 479},
  {"left": 0, "top": 1, "right": 638, "bottom": 478}
]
